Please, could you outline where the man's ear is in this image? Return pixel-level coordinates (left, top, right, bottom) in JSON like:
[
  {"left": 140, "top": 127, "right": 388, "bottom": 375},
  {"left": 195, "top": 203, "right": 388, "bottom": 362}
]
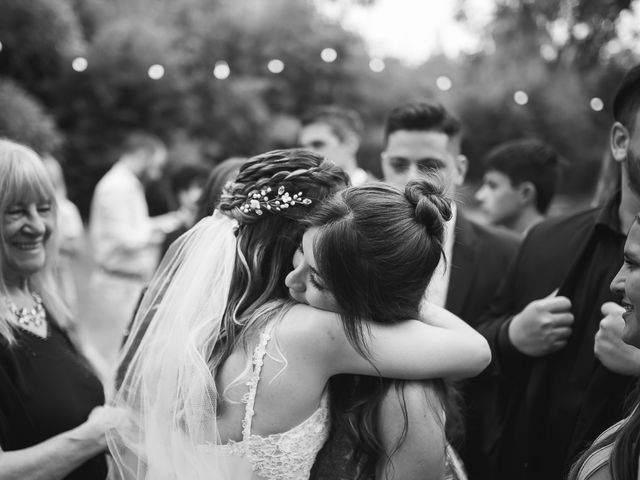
[
  {"left": 454, "top": 154, "right": 469, "bottom": 186},
  {"left": 518, "top": 181, "right": 537, "bottom": 206},
  {"left": 611, "top": 121, "right": 630, "bottom": 163}
]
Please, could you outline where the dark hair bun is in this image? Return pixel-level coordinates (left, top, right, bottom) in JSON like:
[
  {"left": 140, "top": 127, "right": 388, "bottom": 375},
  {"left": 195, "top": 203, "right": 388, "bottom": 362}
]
[{"left": 405, "top": 179, "right": 452, "bottom": 237}]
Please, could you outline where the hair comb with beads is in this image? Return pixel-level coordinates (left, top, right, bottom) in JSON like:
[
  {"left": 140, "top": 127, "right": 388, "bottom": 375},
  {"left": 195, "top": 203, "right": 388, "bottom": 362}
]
[{"left": 240, "top": 185, "right": 312, "bottom": 216}]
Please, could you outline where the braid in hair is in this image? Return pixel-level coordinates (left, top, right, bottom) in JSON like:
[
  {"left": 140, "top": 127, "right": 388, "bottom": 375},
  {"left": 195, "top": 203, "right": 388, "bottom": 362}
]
[
  {"left": 212, "top": 149, "right": 349, "bottom": 365},
  {"left": 219, "top": 150, "right": 347, "bottom": 225}
]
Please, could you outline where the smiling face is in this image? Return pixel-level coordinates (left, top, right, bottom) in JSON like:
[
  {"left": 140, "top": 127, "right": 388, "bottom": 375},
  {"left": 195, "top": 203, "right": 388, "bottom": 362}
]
[
  {"left": 2, "top": 199, "right": 55, "bottom": 285},
  {"left": 0, "top": 143, "right": 58, "bottom": 287},
  {"left": 284, "top": 227, "right": 339, "bottom": 312},
  {"left": 381, "top": 130, "right": 467, "bottom": 191},
  {"left": 610, "top": 220, "right": 640, "bottom": 348}
]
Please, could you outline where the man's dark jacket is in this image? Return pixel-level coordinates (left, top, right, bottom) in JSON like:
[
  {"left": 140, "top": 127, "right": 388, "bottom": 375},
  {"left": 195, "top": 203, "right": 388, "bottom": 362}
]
[
  {"left": 446, "top": 212, "right": 520, "bottom": 325},
  {"left": 447, "top": 212, "right": 519, "bottom": 480},
  {"left": 476, "top": 195, "right": 635, "bottom": 480}
]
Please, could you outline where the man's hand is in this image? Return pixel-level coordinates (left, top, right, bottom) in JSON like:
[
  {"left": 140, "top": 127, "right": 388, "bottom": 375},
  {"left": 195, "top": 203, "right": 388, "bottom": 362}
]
[
  {"left": 594, "top": 302, "right": 640, "bottom": 376},
  {"left": 508, "top": 290, "right": 574, "bottom": 357}
]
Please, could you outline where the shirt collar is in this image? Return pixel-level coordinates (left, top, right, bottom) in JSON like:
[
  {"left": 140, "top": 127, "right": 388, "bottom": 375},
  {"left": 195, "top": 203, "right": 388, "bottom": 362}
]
[{"left": 443, "top": 202, "right": 457, "bottom": 254}]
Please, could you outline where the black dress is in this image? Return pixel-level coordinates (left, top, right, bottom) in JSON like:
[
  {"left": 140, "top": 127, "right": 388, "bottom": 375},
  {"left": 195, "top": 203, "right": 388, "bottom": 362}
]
[{"left": 0, "top": 318, "right": 107, "bottom": 480}]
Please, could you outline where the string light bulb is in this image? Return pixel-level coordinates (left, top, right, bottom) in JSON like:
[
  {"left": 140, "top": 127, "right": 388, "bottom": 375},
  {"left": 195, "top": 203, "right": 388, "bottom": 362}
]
[
  {"left": 590, "top": 97, "right": 604, "bottom": 111},
  {"left": 369, "top": 58, "right": 385, "bottom": 73},
  {"left": 72, "top": 57, "right": 88, "bottom": 72},
  {"left": 514, "top": 90, "right": 529, "bottom": 105},
  {"left": 213, "top": 61, "right": 230, "bottom": 79},
  {"left": 148, "top": 64, "right": 165, "bottom": 80},
  {"left": 436, "top": 76, "right": 452, "bottom": 91},
  {"left": 267, "top": 59, "right": 285, "bottom": 74},
  {"left": 320, "top": 48, "right": 337, "bottom": 63}
]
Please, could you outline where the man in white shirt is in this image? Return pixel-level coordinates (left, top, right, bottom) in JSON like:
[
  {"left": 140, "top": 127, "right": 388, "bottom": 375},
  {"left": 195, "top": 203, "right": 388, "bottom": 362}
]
[{"left": 89, "top": 132, "right": 181, "bottom": 367}]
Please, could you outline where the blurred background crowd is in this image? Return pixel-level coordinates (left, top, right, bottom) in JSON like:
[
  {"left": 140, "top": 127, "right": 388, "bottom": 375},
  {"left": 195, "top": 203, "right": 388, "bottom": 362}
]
[{"left": 1, "top": 0, "right": 640, "bottom": 399}]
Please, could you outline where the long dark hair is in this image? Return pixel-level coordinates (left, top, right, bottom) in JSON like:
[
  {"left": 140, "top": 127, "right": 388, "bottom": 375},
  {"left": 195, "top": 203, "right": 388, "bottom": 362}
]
[
  {"left": 306, "top": 179, "right": 454, "bottom": 478},
  {"left": 213, "top": 149, "right": 349, "bottom": 363},
  {"left": 569, "top": 381, "right": 640, "bottom": 480}
]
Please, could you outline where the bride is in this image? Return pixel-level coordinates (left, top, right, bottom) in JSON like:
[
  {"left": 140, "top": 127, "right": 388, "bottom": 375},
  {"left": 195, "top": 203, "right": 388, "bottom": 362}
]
[{"left": 107, "top": 149, "right": 490, "bottom": 479}]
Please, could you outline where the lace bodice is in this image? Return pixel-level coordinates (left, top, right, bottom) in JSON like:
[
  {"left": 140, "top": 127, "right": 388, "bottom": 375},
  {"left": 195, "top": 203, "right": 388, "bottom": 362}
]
[{"left": 221, "top": 324, "right": 330, "bottom": 480}]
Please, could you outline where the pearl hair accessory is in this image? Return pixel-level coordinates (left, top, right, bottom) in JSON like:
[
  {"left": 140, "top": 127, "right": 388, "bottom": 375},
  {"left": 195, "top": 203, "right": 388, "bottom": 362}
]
[{"left": 240, "top": 186, "right": 312, "bottom": 216}]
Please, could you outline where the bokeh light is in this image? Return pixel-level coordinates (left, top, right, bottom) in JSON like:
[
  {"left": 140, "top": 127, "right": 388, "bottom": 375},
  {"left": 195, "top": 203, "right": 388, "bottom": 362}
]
[
  {"left": 590, "top": 97, "right": 604, "bottom": 111},
  {"left": 540, "top": 44, "right": 558, "bottom": 62},
  {"left": 320, "top": 48, "right": 338, "bottom": 63},
  {"left": 436, "top": 75, "right": 452, "bottom": 91},
  {"left": 572, "top": 22, "right": 591, "bottom": 40},
  {"left": 72, "top": 56, "right": 88, "bottom": 72},
  {"left": 267, "top": 59, "right": 285, "bottom": 74},
  {"left": 148, "top": 64, "right": 165, "bottom": 80},
  {"left": 0, "top": 41, "right": 3, "bottom": 53},
  {"left": 514, "top": 90, "right": 529, "bottom": 105},
  {"left": 369, "top": 58, "right": 385, "bottom": 73},
  {"left": 213, "top": 61, "right": 231, "bottom": 79}
]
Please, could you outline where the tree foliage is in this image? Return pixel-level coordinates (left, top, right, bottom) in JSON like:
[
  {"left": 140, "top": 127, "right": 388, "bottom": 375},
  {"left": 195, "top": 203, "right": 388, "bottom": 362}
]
[
  {"left": 0, "top": 80, "right": 62, "bottom": 154},
  {"left": 1, "top": 0, "right": 640, "bottom": 211},
  {"left": 449, "top": 0, "right": 637, "bottom": 192},
  {"left": 0, "top": 0, "right": 85, "bottom": 102}
]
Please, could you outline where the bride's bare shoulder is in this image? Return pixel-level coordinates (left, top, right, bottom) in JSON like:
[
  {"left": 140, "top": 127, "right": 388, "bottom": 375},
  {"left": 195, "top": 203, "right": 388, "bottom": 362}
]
[{"left": 277, "top": 304, "right": 345, "bottom": 350}]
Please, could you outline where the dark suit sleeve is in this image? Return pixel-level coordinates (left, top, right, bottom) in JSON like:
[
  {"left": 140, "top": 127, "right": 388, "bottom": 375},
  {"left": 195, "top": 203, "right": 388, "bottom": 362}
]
[{"left": 476, "top": 238, "right": 530, "bottom": 380}]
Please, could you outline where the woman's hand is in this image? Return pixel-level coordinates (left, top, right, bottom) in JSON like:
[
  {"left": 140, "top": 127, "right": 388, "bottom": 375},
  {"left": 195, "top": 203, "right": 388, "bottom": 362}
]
[
  {"left": 71, "top": 406, "right": 129, "bottom": 449},
  {"left": 0, "top": 405, "right": 128, "bottom": 480}
]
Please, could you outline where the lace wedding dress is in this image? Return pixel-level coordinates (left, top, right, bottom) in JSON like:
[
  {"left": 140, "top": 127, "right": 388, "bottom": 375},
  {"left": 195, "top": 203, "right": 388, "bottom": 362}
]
[
  {"left": 218, "top": 323, "right": 331, "bottom": 479},
  {"left": 107, "top": 213, "right": 330, "bottom": 480}
]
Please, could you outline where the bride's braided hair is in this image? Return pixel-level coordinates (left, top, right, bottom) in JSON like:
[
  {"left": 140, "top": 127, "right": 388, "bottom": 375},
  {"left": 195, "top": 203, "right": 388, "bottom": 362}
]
[
  {"left": 213, "top": 149, "right": 349, "bottom": 362},
  {"left": 218, "top": 149, "right": 347, "bottom": 225}
]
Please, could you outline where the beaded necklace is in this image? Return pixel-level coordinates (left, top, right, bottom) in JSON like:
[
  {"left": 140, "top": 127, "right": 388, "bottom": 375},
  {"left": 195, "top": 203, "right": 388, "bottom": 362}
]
[{"left": 7, "top": 291, "right": 47, "bottom": 339}]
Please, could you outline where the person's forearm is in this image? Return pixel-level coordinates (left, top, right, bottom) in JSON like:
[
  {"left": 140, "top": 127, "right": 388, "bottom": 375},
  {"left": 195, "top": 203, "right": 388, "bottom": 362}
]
[
  {"left": 0, "top": 426, "right": 105, "bottom": 480},
  {"left": 418, "top": 303, "right": 492, "bottom": 377},
  {"left": 150, "top": 212, "right": 183, "bottom": 236},
  {"left": 419, "top": 302, "right": 472, "bottom": 332}
]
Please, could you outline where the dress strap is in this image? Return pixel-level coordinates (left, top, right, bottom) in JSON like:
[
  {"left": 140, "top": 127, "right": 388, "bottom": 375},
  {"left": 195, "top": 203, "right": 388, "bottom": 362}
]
[{"left": 240, "top": 323, "right": 275, "bottom": 440}]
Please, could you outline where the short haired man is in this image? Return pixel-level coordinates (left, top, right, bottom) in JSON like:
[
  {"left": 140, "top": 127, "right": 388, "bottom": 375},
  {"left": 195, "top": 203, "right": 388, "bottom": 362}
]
[
  {"left": 381, "top": 101, "right": 519, "bottom": 317},
  {"left": 479, "top": 64, "right": 640, "bottom": 480},
  {"left": 89, "top": 132, "right": 182, "bottom": 365},
  {"left": 380, "top": 101, "right": 520, "bottom": 480},
  {"left": 299, "top": 105, "right": 372, "bottom": 185},
  {"left": 475, "top": 139, "right": 560, "bottom": 234}
]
